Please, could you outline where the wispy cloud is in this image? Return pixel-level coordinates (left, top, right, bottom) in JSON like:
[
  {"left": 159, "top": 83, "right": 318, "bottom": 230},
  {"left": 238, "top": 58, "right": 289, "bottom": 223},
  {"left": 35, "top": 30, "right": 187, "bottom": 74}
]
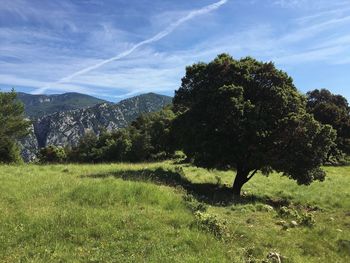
[{"left": 33, "top": 0, "right": 228, "bottom": 94}]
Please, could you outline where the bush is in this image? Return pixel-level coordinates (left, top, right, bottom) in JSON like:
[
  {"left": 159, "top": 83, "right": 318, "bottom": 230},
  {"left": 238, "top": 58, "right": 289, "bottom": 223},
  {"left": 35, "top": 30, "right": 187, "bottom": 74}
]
[
  {"left": 193, "top": 211, "right": 229, "bottom": 240},
  {"left": 38, "top": 145, "right": 67, "bottom": 163},
  {"left": 299, "top": 212, "right": 316, "bottom": 227},
  {"left": 278, "top": 206, "right": 316, "bottom": 227}
]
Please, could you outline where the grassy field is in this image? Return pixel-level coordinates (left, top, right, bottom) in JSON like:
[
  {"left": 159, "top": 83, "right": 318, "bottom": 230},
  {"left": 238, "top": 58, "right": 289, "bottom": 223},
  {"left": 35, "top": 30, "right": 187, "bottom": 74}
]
[{"left": 0, "top": 162, "right": 349, "bottom": 262}]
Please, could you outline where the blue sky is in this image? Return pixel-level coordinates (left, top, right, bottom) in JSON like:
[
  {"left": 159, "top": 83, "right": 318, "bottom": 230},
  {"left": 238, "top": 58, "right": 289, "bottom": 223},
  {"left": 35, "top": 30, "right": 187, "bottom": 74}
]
[{"left": 0, "top": 0, "right": 350, "bottom": 102}]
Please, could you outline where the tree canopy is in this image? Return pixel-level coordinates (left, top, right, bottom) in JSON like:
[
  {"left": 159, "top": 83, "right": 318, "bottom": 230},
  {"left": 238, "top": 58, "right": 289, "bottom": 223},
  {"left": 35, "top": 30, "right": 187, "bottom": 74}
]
[
  {"left": 307, "top": 89, "right": 350, "bottom": 159},
  {"left": 173, "top": 54, "right": 336, "bottom": 197},
  {"left": 0, "top": 90, "right": 30, "bottom": 163}
]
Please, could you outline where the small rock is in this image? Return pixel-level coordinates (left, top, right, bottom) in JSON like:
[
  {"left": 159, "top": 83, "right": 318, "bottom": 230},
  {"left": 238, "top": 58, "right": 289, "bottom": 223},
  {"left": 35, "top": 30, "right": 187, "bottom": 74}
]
[
  {"left": 330, "top": 217, "right": 335, "bottom": 221},
  {"left": 337, "top": 229, "right": 343, "bottom": 232},
  {"left": 290, "top": 220, "right": 298, "bottom": 227}
]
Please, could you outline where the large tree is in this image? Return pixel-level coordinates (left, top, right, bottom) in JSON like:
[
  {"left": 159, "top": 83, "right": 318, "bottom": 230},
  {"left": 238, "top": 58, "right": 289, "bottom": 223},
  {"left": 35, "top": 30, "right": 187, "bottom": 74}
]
[
  {"left": 173, "top": 54, "right": 336, "bottom": 197},
  {"left": 0, "top": 90, "right": 30, "bottom": 163},
  {"left": 306, "top": 89, "right": 350, "bottom": 158}
]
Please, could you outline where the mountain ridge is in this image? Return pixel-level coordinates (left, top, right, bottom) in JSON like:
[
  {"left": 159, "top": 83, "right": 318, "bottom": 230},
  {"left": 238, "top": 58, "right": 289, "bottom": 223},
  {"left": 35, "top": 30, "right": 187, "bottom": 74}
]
[{"left": 17, "top": 92, "right": 109, "bottom": 118}]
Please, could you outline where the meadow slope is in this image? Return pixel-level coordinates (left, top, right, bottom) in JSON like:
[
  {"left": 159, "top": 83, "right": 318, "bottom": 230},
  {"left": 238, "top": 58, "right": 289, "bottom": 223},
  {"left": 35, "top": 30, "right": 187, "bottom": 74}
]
[{"left": 0, "top": 162, "right": 349, "bottom": 262}]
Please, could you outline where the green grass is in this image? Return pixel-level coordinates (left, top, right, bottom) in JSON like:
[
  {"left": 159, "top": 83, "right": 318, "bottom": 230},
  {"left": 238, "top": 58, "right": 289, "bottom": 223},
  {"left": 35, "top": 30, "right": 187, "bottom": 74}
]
[{"left": 0, "top": 162, "right": 349, "bottom": 262}]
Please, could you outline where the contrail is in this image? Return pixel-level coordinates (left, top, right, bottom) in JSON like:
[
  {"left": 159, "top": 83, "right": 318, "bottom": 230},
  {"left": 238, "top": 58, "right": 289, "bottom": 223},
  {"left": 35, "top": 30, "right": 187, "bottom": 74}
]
[{"left": 33, "top": 0, "right": 227, "bottom": 94}]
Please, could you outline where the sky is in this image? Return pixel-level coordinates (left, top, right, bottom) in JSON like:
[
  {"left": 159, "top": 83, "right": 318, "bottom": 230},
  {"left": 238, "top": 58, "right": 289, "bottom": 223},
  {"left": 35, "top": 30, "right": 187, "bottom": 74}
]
[{"left": 0, "top": 0, "right": 350, "bottom": 102}]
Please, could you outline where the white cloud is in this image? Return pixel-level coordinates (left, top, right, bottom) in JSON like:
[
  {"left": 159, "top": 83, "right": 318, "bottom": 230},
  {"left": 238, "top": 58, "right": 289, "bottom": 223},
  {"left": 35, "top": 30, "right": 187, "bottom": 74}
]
[{"left": 33, "top": 0, "right": 228, "bottom": 94}]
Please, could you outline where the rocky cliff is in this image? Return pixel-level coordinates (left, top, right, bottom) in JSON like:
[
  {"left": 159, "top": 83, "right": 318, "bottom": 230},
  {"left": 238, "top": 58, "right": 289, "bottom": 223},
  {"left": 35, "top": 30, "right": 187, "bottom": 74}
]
[
  {"left": 19, "top": 93, "right": 172, "bottom": 161},
  {"left": 19, "top": 124, "right": 39, "bottom": 162}
]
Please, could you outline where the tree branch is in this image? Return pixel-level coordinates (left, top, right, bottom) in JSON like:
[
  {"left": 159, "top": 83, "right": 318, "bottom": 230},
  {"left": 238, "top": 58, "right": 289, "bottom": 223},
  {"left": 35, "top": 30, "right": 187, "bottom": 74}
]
[{"left": 247, "top": 169, "right": 258, "bottom": 181}]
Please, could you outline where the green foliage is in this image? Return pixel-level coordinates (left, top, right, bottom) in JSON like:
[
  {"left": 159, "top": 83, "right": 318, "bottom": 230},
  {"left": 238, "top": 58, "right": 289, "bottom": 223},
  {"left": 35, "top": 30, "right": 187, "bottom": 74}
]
[
  {"left": 129, "top": 106, "right": 176, "bottom": 160},
  {"left": 279, "top": 206, "right": 300, "bottom": 218},
  {"left": 100, "top": 129, "right": 132, "bottom": 162},
  {"left": 0, "top": 90, "right": 30, "bottom": 163},
  {"left": 193, "top": 211, "right": 229, "bottom": 240},
  {"left": 173, "top": 54, "right": 336, "bottom": 196},
  {"left": 68, "top": 129, "right": 134, "bottom": 163},
  {"left": 278, "top": 206, "right": 316, "bottom": 228},
  {"left": 69, "top": 107, "right": 175, "bottom": 163},
  {"left": 307, "top": 89, "right": 350, "bottom": 160},
  {"left": 299, "top": 212, "right": 316, "bottom": 227},
  {"left": 38, "top": 145, "right": 67, "bottom": 163},
  {"left": 0, "top": 137, "right": 22, "bottom": 163},
  {"left": 68, "top": 131, "right": 100, "bottom": 162}
]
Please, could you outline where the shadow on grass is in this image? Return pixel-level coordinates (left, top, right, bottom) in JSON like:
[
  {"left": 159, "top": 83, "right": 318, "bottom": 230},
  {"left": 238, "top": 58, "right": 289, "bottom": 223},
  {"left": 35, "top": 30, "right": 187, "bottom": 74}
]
[{"left": 85, "top": 167, "right": 290, "bottom": 207}]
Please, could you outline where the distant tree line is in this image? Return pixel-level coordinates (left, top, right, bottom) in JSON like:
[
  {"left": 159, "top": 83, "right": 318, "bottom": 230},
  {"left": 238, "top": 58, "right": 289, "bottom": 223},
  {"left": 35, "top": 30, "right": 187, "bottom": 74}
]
[{"left": 38, "top": 107, "right": 175, "bottom": 163}]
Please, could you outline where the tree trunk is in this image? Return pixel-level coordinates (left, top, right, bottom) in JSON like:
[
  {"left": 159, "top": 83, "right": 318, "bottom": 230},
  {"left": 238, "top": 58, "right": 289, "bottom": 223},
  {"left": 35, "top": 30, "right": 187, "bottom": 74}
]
[{"left": 232, "top": 168, "right": 250, "bottom": 198}]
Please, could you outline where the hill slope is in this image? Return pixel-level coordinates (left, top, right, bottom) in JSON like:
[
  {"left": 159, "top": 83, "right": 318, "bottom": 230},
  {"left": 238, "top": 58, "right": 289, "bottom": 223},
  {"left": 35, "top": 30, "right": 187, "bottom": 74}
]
[{"left": 17, "top": 92, "right": 108, "bottom": 118}]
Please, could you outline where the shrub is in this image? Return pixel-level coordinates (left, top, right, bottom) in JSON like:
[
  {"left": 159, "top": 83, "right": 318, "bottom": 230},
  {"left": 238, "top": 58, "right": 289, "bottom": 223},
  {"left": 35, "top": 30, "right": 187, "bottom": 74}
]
[
  {"left": 299, "top": 212, "right": 316, "bottom": 227},
  {"left": 38, "top": 145, "right": 67, "bottom": 163},
  {"left": 279, "top": 206, "right": 300, "bottom": 219},
  {"left": 193, "top": 211, "right": 229, "bottom": 240},
  {"left": 278, "top": 206, "right": 316, "bottom": 227}
]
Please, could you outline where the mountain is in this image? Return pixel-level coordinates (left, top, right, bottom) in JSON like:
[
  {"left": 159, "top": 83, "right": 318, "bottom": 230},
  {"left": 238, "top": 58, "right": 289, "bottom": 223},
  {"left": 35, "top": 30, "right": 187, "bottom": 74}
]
[
  {"left": 20, "top": 93, "right": 172, "bottom": 161},
  {"left": 116, "top": 92, "right": 174, "bottom": 123},
  {"left": 17, "top": 92, "right": 108, "bottom": 118}
]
